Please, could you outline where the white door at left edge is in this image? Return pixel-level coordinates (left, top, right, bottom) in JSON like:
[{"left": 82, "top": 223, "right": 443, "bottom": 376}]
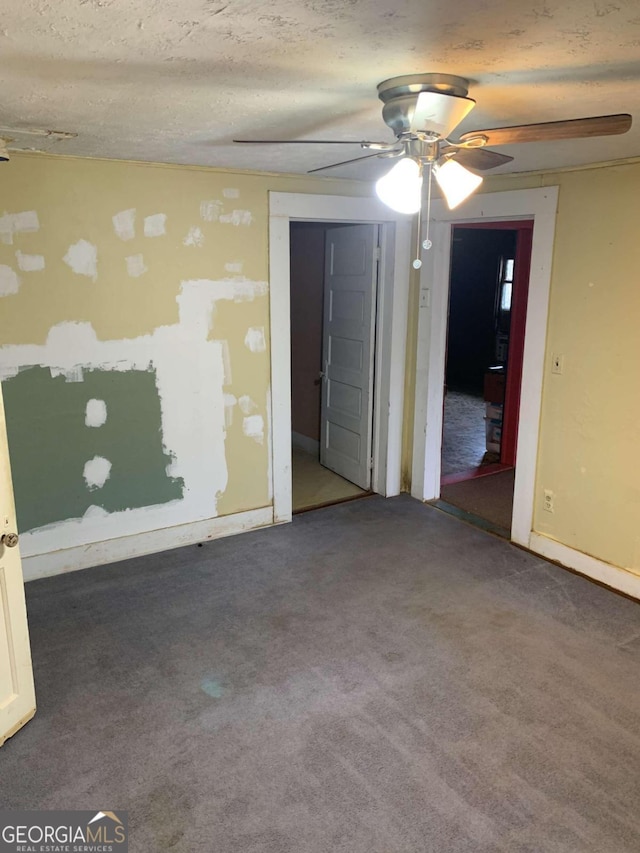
[{"left": 0, "top": 382, "right": 36, "bottom": 747}]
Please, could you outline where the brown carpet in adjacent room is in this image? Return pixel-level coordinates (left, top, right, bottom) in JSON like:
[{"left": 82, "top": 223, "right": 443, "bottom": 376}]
[{"left": 441, "top": 468, "right": 515, "bottom": 531}]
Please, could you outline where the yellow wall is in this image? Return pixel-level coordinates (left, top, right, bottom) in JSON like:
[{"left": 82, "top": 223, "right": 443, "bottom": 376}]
[
  {"left": 0, "top": 152, "right": 370, "bottom": 553},
  {"left": 402, "top": 160, "right": 640, "bottom": 573}
]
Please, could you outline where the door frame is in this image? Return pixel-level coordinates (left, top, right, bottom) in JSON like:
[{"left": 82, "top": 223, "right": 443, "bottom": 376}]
[
  {"left": 440, "top": 219, "right": 533, "bottom": 485},
  {"left": 269, "top": 192, "right": 412, "bottom": 523},
  {"left": 411, "top": 186, "right": 559, "bottom": 547}
]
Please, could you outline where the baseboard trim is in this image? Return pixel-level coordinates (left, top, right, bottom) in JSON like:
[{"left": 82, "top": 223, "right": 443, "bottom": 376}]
[
  {"left": 291, "top": 431, "right": 320, "bottom": 457},
  {"left": 529, "top": 532, "right": 640, "bottom": 600},
  {"left": 23, "top": 506, "right": 275, "bottom": 582}
]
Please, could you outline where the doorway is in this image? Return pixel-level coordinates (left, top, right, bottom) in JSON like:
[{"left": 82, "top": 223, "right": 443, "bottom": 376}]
[
  {"left": 410, "top": 186, "right": 559, "bottom": 548},
  {"left": 289, "top": 221, "right": 378, "bottom": 513},
  {"left": 438, "top": 221, "right": 532, "bottom": 536}
]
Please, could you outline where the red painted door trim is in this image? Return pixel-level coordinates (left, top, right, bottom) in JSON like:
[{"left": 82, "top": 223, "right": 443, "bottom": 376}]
[
  {"left": 500, "top": 224, "right": 533, "bottom": 466},
  {"left": 441, "top": 219, "right": 533, "bottom": 483}
]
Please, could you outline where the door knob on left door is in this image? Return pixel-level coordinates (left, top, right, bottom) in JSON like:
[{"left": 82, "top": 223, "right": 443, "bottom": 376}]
[{"left": 1, "top": 532, "right": 19, "bottom": 547}]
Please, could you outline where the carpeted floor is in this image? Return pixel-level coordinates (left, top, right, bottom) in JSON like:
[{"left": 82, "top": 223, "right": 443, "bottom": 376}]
[
  {"left": 292, "top": 445, "right": 367, "bottom": 511},
  {"left": 441, "top": 469, "right": 516, "bottom": 532},
  {"left": 2, "top": 496, "right": 640, "bottom": 852},
  {"left": 441, "top": 390, "right": 489, "bottom": 476}
]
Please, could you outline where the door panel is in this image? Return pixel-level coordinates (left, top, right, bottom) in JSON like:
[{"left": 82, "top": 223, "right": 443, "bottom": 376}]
[
  {"left": 0, "top": 382, "right": 35, "bottom": 747},
  {"left": 321, "top": 224, "right": 378, "bottom": 489}
]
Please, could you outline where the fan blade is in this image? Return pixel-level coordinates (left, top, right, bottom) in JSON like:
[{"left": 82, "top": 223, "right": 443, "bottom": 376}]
[
  {"left": 410, "top": 91, "right": 475, "bottom": 137},
  {"left": 233, "top": 138, "right": 395, "bottom": 149},
  {"left": 445, "top": 147, "right": 514, "bottom": 171},
  {"left": 307, "top": 152, "right": 384, "bottom": 174},
  {"left": 459, "top": 113, "right": 632, "bottom": 147}
]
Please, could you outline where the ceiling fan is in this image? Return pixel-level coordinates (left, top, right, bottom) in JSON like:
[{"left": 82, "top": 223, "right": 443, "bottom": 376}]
[{"left": 234, "top": 72, "right": 632, "bottom": 214}]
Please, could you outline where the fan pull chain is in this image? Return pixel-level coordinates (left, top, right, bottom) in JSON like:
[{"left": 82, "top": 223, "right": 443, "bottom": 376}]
[
  {"left": 412, "top": 200, "right": 422, "bottom": 270},
  {"left": 423, "top": 162, "right": 433, "bottom": 252},
  {"left": 412, "top": 162, "right": 433, "bottom": 270}
]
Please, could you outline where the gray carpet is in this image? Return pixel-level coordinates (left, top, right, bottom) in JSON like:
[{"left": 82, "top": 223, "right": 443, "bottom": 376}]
[{"left": 2, "top": 496, "right": 640, "bottom": 853}]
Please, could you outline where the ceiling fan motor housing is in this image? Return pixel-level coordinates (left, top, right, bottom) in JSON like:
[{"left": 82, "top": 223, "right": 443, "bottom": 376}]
[{"left": 377, "top": 73, "right": 472, "bottom": 139}]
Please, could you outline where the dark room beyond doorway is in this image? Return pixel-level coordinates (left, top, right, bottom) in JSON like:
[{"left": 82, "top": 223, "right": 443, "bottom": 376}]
[{"left": 439, "top": 222, "right": 533, "bottom": 537}]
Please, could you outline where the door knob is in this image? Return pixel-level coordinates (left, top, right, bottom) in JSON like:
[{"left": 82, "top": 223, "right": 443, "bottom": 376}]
[{"left": 1, "top": 532, "right": 18, "bottom": 548}]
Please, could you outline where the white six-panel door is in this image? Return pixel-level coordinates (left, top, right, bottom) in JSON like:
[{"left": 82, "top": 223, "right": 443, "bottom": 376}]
[
  {"left": 320, "top": 224, "right": 379, "bottom": 490},
  {"left": 0, "top": 383, "right": 36, "bottom": 746}
]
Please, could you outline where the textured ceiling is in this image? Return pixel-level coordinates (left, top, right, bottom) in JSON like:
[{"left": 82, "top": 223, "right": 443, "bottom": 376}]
[{"left": 1, "top": 0, "right": 640, "bottom": 179}]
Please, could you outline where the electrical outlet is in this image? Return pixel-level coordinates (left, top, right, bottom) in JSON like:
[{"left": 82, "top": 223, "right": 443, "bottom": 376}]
[
  {"left": 551, "top": 353, "right": 564, "bottom": 375},
  {"left": 543, "top": 489, "right": 554, "bottom": 513}
]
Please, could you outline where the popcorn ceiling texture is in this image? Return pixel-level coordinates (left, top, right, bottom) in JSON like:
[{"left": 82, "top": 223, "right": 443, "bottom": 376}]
[{"left": 1, "top": 1, "right": 639, "bottom": 178}]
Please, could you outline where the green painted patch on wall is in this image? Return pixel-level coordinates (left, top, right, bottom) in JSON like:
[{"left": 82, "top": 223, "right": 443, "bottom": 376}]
[{"left": 4, "top": 366, "right": 184, "bottom": 532}]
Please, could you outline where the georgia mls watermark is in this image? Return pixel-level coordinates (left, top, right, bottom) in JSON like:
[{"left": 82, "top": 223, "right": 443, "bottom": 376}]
[{"left": 0, "top": 811, "right": 128, "bottom": 853}]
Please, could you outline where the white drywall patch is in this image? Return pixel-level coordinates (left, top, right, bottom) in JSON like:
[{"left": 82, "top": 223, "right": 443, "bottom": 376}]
[
  {"left": 220, "top": 340, "right": 232, "bottom": 385},
  {"left": 183, "top": 226, "right": 204, "bottom": 247},
  {"left": 83, "top": 505, "right": 110, "bottom": 520},
  {"left": 244, "top": 326, "right": 266, "bottom": 353},
  {"left": 0, "top": 210, "right": 40, "bottom": 245},
  {"left": 83, "top": 456, "right": 112, "bottom": 490},
  {"left": 85, "top": 398, "right": 107, "bottom": 428},
  {"left": 126, "top": 253, "right": 148, "bottom": 278},
  {"left": 112, "top": 209, "right": 136, "bottom": 241},
  {"left": 55, "top": 366, "right": 84, "bottom": 383},
  {"left": 243, "top": 415, "right": 264, "bottom": 444},
  {"left": 0, "top": 264, "right": 20, "bottom": 296},
  {"left": 239, "top": 395, "right": 257, "bottom": 415},
  {"left": 219, "top": 209, "right": 253, "bottom": 227},
  {"left": 223, "top": 393, "right": 237, "bottom": 427},
  {"left": 223, "top": 188, "right": 240, "bottom": 198},
  {"left": 63, "top": 240, "right": 98, "bottom": 282},
  {"left": 12, "top": 211, "right": 40, "bottom": 234},
  {"left": 225, "top": 261, "right": 243, "bottom": 273},
  {"left": 144, "top": 213, "right": 166, "bottom": 237},
  {"left": 15, "top": 251, "right": 45, "bottom": 272},
  {"left": 200, "top": 200, "right": 223, "bottom": 222}
]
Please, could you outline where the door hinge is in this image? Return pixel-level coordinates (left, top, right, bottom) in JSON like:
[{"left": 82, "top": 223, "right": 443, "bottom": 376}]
[
  {"left": 369, "top": 457, "right": 374, "bottom": 470},
  {"left": 375, "top": 245, "right": 381, "bottom": 261}
]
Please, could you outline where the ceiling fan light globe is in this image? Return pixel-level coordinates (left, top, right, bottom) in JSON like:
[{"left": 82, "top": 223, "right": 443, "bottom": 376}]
[
  {"left": 375, "top": 157, "right": 422, "bottom": 214},
  {"left": 434, "top": 158, "right": 483, "bottom": 209}
]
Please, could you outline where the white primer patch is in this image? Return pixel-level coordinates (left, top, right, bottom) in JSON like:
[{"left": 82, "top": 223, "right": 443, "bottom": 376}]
[
  {"left": 0, "top": 264, "right": 20, "bottom": 296},
  {"left": 126, "top": 253, "right": 148, "bottom": 278},
  {"left": 244, "top": 326, "right": 266, "bottom": 353},
  {"left": 63, "top": 239, "right": 98, "bottom": 282},
  {"left": 200, "top": 200, "right": 223, "bottom": 222},
  {"left": 183, "top": 226, "right": 204, "bottom": 247},
  {"left": 83, "top": 456, "right": 112, "bottom": 490},
  {"left": 54, "top": 366, "right": 84, "bottom": 383},
  {"left": 223, "top": 393, "right": 237, "bottom": 427},
  {"left": 144, "top": 213, "right": 166, "bottom": 237},
  {"left": 220, "top": 340, "right": 232, "bottom": 386},
  {"left": 223, "top": 188, "right": 240, "bottom": 198},
  {"left": 112, "top": 209, "right": 136, "bottom": 241},
  {"left": 219, "top": 209, "right": 253, "bottom": 227},
  {"left": 85, "top": 398, "right": 107, "bottom": 428},
  {"left": 83, "top": 505, "right": 110, "bottom": 520},
  {"left": 0, "top": 210, "right": 40, "bottom": 245},
  {"left": 239, "top": 395, "right": 257, "bottom": 415},
  {"left": 224, "top": 261, "right": 243, "bottom": 274},
  {"left": 15, "top": 251, "right": 45, "bottom": 272},
  {"left": 243, "top": 415, "right": 264, "bottom": 444}
]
